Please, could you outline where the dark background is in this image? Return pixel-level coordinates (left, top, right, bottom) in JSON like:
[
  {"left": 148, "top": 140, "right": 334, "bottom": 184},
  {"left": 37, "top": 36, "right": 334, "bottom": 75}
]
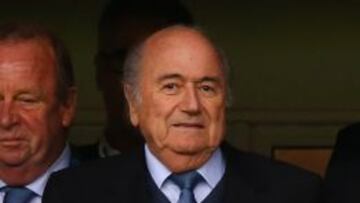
[{"left": 2, "top": 0, "right": 360, "bottom": 159}]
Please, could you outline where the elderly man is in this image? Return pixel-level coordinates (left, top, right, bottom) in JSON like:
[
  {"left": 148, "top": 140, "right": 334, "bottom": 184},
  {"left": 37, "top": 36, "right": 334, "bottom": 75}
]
[
  {"left": 0, "top": 22, "right": 76, "bottom": 203},
  {"left": 43, "top": 25, "right": 321, "bottom": 203}
]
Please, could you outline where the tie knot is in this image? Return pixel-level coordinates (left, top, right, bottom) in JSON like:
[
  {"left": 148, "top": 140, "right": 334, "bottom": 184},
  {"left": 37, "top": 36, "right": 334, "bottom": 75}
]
[
  {"left": 3, "top": 186, "right": 36, "bottom": 203},
  {"left": 170, "top": 171, "right": 203, "bottom": 190}
]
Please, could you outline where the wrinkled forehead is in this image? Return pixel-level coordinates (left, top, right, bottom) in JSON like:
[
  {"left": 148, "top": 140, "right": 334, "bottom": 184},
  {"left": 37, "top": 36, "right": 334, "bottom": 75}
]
[
  {"left": 140, "top": 26, "right": 225, "bottom": 77},
  {"left": 0, "top": 38, "right": 54, "bottom": 57},
  {"left": 0, "top": 39, "right": 57, "bottom": 78}
]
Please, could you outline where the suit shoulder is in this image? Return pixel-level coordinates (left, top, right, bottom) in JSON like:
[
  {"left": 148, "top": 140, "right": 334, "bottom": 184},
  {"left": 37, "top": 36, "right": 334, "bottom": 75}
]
[
  {"left": 44, "top": 149, "right": 146, "bottom": 203},
  {"left": 51, "top": 148, "right": 144, "bottom": 185},
  {"left": 222, "top": 144, "right": 322, "bottom": 203},
  {"left": 224, "top": 145, "right": 322, "bottom": 185}
]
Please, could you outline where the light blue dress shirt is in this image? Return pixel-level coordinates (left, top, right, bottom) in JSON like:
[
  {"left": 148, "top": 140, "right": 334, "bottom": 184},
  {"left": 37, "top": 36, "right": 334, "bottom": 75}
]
[
  {"left": 0, "top": 145, "right": 71, "bottom": 203},
  {"left": 145, "top": 145, "right": 226, "bottom": 203}
]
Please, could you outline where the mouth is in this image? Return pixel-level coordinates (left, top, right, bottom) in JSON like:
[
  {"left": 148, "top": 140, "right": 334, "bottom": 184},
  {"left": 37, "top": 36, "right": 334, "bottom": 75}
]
[
  {"left": 0, "top": 138, "right": 25, "bottom": 148},
  {"left": 172, "top": 123, "right": 205, "bottom": 129}
]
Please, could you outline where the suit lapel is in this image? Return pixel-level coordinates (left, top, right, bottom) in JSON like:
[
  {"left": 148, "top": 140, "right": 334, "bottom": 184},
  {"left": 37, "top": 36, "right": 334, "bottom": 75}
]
[{"left": 133, "top": 165, "right": 156, "bottom": 203}]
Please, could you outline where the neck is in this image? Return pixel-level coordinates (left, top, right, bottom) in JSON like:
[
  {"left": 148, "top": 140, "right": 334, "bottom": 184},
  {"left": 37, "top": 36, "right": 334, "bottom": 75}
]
[
  {"left": 0, "top": 145, "right": 66, "bottom": 186},
  {"left": 151, "top": 148, "right": 215, "bottom": 173},
  {"left": 0, "top": 163, "right": 49, "bottom": 186}
]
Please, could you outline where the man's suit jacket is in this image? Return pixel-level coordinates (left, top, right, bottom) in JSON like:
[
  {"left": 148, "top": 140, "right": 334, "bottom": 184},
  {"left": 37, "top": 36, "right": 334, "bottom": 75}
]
[
  {"left": 323, "top": 122, "right": 360, "bottom": 203},
  {"left": 71, "top": 143, "right": 102, "bottom": 161},
  {"left": 43, "top": 144, "right": 322, "bottom": 203}
]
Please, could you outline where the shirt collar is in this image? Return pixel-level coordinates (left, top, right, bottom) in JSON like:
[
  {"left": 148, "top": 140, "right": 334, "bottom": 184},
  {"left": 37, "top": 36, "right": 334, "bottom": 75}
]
[
  {"left": 145, "top": 145, "right": 172, "bottom": 188},
  {"left": 98, "top": 136, "right": 121, "bottom": 158},
  {"left": 197, "top": 148, "right": 225, "bottom": 188},
  {"left": 0, "top": 180, "right": 4, "bottom": 189},
  {"left": 27, "top": 144, "right": 71, "bottom": 196},
  {"left": 0, "top": 145, "right": 71, "bottom": 196},
  {"left": 144, "top": 144, "right": 225, "bottom": 189}
]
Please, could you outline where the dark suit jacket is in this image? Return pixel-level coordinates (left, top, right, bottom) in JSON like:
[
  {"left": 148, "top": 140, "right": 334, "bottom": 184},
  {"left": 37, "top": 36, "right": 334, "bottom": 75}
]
[
  {"left": 324, "top": 123, "right": 360, "bottom": 203},
  {"left": 43, "top": 144, "right": 322, "bottom": 203},
  {"left": 71, "top": 143, "right": 102, "bottom": 161}
]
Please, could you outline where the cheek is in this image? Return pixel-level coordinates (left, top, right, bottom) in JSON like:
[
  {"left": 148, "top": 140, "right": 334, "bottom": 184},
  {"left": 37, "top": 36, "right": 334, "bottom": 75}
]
[
  {"left": 0, "top": 110, "right": 49, "bottom": 166},
  {"left": 19, "top": 111, "right": 48, "bottom": 149},
  {"left": 20, "top": 105, "right": 63, "bottom": 149},
  {"left": 20, "top": 107, "right": 47, "bottom": 125},
  {"left": 139, "top": 96, "right": 175, "bottom": 144},
  {"left": 206, "top": 103, "right": 226, "bottom": 145}
]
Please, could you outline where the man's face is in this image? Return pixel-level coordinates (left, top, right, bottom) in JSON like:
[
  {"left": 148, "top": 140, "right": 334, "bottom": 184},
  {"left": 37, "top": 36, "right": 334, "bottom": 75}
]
[
  {"left": 0, "top": 40, "right": 74, "bottom": 170},
  {"left": 127, "top": 27, "right": 226, "bottom": 160}
]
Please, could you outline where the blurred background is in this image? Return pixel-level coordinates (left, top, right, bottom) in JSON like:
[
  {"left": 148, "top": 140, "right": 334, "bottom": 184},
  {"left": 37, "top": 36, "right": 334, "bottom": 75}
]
[{"left": 2, "top": 0, "right": 359, "bottom": 176}]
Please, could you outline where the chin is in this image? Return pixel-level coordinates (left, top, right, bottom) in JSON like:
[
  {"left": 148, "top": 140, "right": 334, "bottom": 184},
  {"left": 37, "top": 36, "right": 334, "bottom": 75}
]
[
  {"left": 0, "top": 157, "right": 27, "bottom": 167},
  {"left": 0, "top": 149, "right": 30, "bottom": 167},
  {"left": 172, "top": 143, "right": 208, "bottom": 155}
]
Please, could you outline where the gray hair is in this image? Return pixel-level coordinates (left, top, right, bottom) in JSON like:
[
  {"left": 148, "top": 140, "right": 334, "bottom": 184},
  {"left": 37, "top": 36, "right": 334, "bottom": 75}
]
[
  {"left": 0, "top": 22, "right": 75, "bottom": 102},
  {"left": 123, "top": 25, "right": 232, "bottom": 106}
]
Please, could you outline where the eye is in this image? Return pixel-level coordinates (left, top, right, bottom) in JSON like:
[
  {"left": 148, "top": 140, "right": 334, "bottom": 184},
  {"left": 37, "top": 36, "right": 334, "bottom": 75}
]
[
  {"left": 16, "top": 94, "right": 41, "bottom": 106},
  {"left": 201, "top": 85, "right": 213, "bottom": 92},
  {"left": 19, "top": 98, "right": 37, "bottom": 103},
  {"left": 199, "top": 84, "right": 217, "bottom": 97},
  {"left": 161, "top": 83, "right": 180, "bottom": 95}
]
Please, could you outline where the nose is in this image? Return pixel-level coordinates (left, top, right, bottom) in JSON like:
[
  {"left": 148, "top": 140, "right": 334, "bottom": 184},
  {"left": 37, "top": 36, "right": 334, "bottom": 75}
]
[
  {"left": 0, "top": 101, "right": 19, "bottom": 129},
  {"left": 180, "top": 86, "right": 201, "bottom": 115}
]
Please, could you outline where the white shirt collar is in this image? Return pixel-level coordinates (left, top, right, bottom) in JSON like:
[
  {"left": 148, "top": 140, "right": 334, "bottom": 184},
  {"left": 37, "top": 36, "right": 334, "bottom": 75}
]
[
  {"left": 145, "top": 144, "right": 225, "bottom": 189},
  {"left": 197, "top": 148, "right": 225, "bottom": 188},
  {"left": 0, "top": 145, "right": 71, "bottom": 197},
  {"left": 144, "top": 145, "right": 172, "bottom": 188}
]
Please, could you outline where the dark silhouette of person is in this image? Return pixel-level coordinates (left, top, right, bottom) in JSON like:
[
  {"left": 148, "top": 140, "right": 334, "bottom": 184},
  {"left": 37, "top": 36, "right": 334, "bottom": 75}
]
[
  {"left": 323, "top": 122, "right": 360, "bottom": 203},
  {"left": 73, "top": 0, "right": 194, "bottom": 160}
]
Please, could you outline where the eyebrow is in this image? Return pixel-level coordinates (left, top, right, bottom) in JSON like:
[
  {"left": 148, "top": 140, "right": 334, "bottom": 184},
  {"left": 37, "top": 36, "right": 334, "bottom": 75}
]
[
  {"left": 197, "top": 76, "right": 222, "bottom": 84},
  {"left": 157, "top": 73, "right": 182, "bottom": 83},
  {"left": 157, "top": 73, "right": 222, "bottom": 85}
]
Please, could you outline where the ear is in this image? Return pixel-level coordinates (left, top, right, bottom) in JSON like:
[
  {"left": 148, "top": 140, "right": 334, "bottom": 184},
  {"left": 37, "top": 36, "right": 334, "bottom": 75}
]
[
  {"left": 60, "top": 87, "right": 77, "bottom": 127},
  {"left": 124, "top": 84, "right": 139, "bottom": 127}
]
